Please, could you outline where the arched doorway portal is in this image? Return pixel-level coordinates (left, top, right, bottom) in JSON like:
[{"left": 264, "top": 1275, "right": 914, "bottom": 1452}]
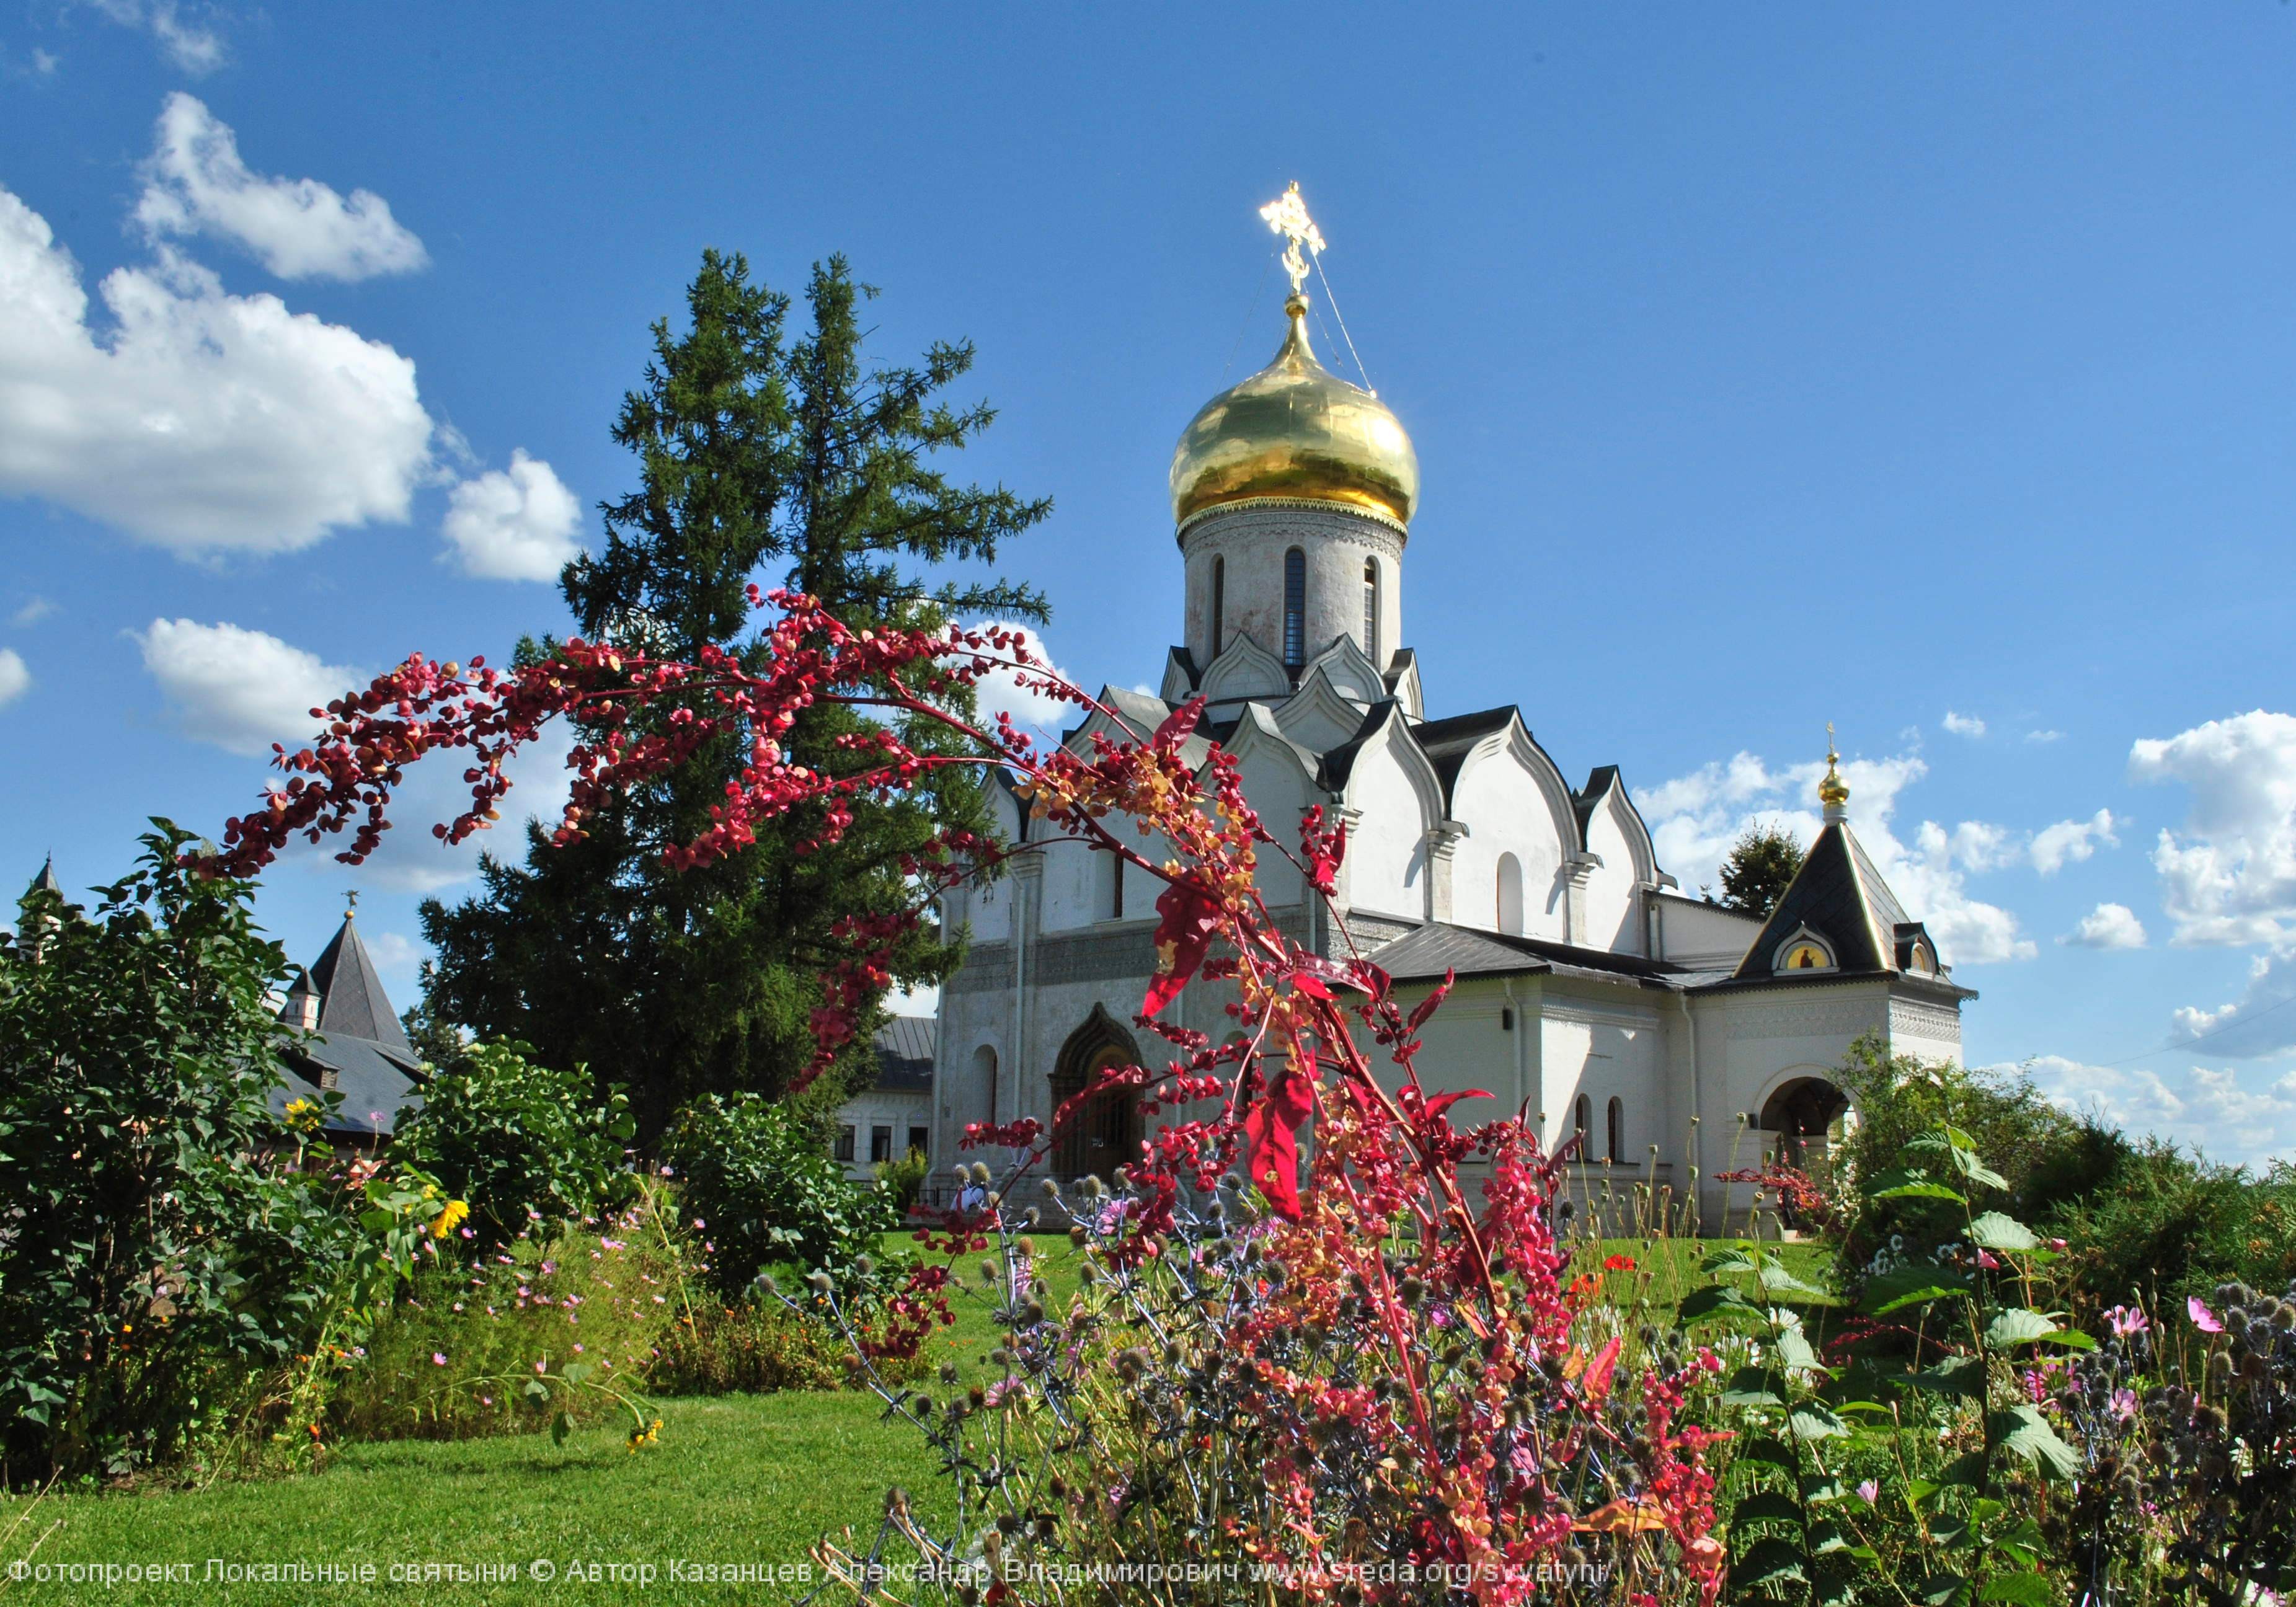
[
  {"left": 1049, "top": 1005, "right": 1143, "bottom": 1185},
  {"left": 1758, "top": 1075, "right": 1851, "bottom": 1223}
]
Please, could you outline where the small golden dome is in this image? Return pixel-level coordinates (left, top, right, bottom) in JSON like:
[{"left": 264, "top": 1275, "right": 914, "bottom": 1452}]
[
  {"left": 1819, "top": 726, "right": 1850, "bottom": 810},
  {"left": 1169, "top": 296, "right": 1419, "bottom": 529}
]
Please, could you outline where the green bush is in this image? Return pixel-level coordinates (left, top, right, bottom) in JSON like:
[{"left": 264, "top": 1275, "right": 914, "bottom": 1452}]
[
  {"left": 875, "top": 1146, "right": 930, "bottom": 1219},
  {"left": 389, "top": 1040, "right": 636, "bottom": 1250},
  {"left": 323, "top": 1192, "right": 683, "bottom": 1444},
  {"left": 659, "top": 1094, "right": 896, "bottom": 1295},
  {"left": 0, "top": 828, "right": 368, "bottom": 1482},
  {"left": 2044, "top": 1139, "right": 2296, "bottom": 1308},
  {"left": 645, "top": 1299, "right": 863, "bottom": 1394},
  {"left": 1830, "top": 1038, "right": 2098, "bottom": 1280}
]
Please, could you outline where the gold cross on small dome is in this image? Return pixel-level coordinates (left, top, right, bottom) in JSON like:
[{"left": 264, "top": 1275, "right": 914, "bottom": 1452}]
[{"left": 1259, "top": 182, "right": 1326, "bottom": 301}]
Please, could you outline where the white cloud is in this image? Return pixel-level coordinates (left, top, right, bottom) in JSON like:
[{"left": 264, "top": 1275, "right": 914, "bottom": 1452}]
[
  {"left": 952, "top": 623, "right": 1078, "bottom": 735},
  {"left": 2165, "top": 948, "right": 2296, "bottom": 1060},
  {"left": 2030, "top": 808, "right": 2120, "bottom": 875},
  {"left": 10, "top": 597, "right": 57, "bottom": 627},
  {"left": 1639, "top": 745, "right": 2040, "bottom": 964},
  {"left": 1941, "top": 711, "right": 1985, "bottom": 738},
  {"left": 2130, "top": 710, "right": 2296, "bottom": 947},
  {"left": 0, "top": 648, "right": 29, "bottom": 708},
  {"left": 0, "top": 185, "right": 434, "bottom": 556},
  {"left": 2016, "top": 1054, "right": 2296, "bottom": 1167},
  {"left": 2026, "top": 730, "right": 2065, "bottom": 745},
  {"left": 135, "top": 95, "right": 427, "bottom": 283},
  {"left": 440, "top": 451, "right": 582, "bottom": 581},
  {"left": 87, "top": 0, "right": 223, "bottom": 73},
  {"left": 136, "top": 618, "right": 358, "bottom": 756},
  {"left": 364, "top": 930, "right": 422, "bottom": 975},
  {"left": 2063, "top": 903, "right": 2147, "bottom": 950}
]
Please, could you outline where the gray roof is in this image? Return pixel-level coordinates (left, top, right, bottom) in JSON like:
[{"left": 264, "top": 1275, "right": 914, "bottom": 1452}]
[
  {"left": 275, "top": 913, "right": 420, "bottom": 1135},
  {"left": 286, "top": 916, "right": 414, "bottom": 1052},
  {"left": 26, "top": 856, "right": 60, "bottom": 900},
  {"left": 276, "top": 1035, "right": 426, "bottom": 1137},
  {"left": 1732, "top": 820, "right": 1912, "bottom": 981},
  {"left": 872, "top": 1015, "right": 936, "bottom": 1092},
  {"left": 1369, "top": 920, "right": 1687, "bottom": 988}
]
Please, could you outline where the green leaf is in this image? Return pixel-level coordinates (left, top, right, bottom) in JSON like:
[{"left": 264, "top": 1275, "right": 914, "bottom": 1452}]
[
  {"left": 1801, "top": 1476, "right": 1846, "bottom": 1505},
  {"left": 550, "top": 1409, "right": 572, "bottom": 1446},
  {"left": 1908, "top": 1354, "right": 1987, "bottom": 1399},
  {"left": 522, "top": 1379, "right": 550, "bottom": 1403},
  {"left": 1756, "top": 1260, "right": 1826, "bottom": 1297},
  {"left": 1912, "top": 1571, "right": 1967, "bottom": 1606},
  {"left": 561, "top": 1361, "right": 593, "bottom": 1387},
  {"left": 1789, "top": 1401, "right": 1848, "bottom": 1441},
  {"left": 1736, "top": 1434, "right": 1797, "bottom": 1470},
  {"left": 1863, "top": 1263, "right": 1972, "bottom": 1316},
  {"left": 1700, "top": 1248, "right": 1760, "bottom": 1276},
  {"left": 1773, "top": 1319, "right": 1824, "bottom": 1374},
  {"left": 1978, "top": 1573, "right": 2055, "bottom": 1606},
  {"left": 2037, "top": 1330, "right": 2097, "bottom": 1352},
  {"left": 1966, "top": 1211, "right": 2038, "bottom": 1252},
  {"left": 1990, "top": 1406, "right": 2079, "bottom": 1480},
  {"left": 1807, "top": 1519, "right": 1852, "bottom": 1554},
  {"left": 1983, "top": 1309, "right": 2061, "bottom": 1350},
  {"left": 1721, "top": 1366, "right": 1785, "bottom": 1409},
  {"left": 1927, "top": 1450, "right": 1990, "bottom": 1495},
  {"left": 1730, "top": 1538, "right": 1809, "bottom": 1591},
  {"left": 1729, "top": 1491, "right": 1804, "bottom": 1525},
  {"left": 1678, "top": 1283, "right": 1762, "bottom": 1325}
]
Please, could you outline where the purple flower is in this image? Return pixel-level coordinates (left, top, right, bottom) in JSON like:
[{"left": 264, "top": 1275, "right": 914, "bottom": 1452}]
[
  {"left": 431, "top": 1352, "right": 447, "bottom": 1366},
  {"left": 2189, "top": 1296, "right": 2225, "bottom": 1334},
  {"left": 1856, "top": 1479, "right": 1878, "bottom": 1505}
]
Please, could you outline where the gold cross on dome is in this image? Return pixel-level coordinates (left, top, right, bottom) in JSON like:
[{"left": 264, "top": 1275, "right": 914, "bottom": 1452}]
[{"left": 1259, "top": 182, "right": 1326, "bottom": 299}]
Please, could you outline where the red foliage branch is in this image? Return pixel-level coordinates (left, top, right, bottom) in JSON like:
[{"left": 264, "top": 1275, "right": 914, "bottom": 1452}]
[{"left": 195, "top": 587, "right": 1724, "bottom": 1597}]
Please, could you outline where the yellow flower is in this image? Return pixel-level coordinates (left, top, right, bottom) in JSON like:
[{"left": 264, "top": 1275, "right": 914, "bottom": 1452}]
[
  {"left": 283, "top": 1098, "right": 322, "bottom": 1133},
  {"left": 432, "top": 1199, "right": 470, "bottom": 1239}
]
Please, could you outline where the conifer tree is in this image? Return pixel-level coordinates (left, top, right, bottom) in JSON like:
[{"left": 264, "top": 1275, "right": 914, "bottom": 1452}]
[
  {"left": 419, "top": 253, "right": 1048, "bottom": 1136},
  {"left": 1713, "top": 823, "right": 1804, "bottom": 918}
]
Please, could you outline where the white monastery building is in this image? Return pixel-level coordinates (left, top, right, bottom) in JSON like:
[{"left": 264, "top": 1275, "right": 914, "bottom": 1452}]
[{"left": 931, "top": 195, "right": 1970, "bottom": 1230}]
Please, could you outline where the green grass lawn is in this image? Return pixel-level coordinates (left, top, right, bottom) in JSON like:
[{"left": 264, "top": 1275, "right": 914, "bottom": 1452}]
[{"left": 2, "top": 1231, "right": 1835, "bottom": 1603}]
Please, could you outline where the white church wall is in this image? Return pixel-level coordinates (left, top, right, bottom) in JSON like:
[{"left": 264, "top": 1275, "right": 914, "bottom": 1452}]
[
  {"left": 1649, "top": 893, "right": 1761, "bottom": 968},
  {"left": 1180, "top": 503, "right": 1406, "bottom": 673},
  {"left": 1234, "top": 745, "right": 1310, "bottom": 908},
  {"left": 1450, "top": 749, "right": 1568, "bottom": 940},
  {"left": 1344, "top": 738, "right": 1430, "bottom": 920},
  {"left": 1887, "top": 994, "right": 1965, "bottom": 1068},
  {"left": 1580, "top": 794, "right": 1648, "bottom": 954}
]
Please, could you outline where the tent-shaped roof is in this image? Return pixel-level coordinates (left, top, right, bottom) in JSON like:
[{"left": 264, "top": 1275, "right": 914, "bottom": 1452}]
[
  {"left": 1732, "top": 821, "right": 1920, "bottom": 981},
  {"left": 285, "top": 914, "right": 414, "bottom": 1053}
]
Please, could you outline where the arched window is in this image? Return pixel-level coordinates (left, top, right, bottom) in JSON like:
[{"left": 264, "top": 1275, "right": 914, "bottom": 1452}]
[
  {"left": 1572, "top": 1095, "right": 1590, "bottom": 1149},
  {"left": 1607, "top": 1097, "right": 1624, "bottom": 1163},
  {"left": 1210, "top": 556, "right": 1225, "bottom": 658},
  {"left": 1282, "top": 547, "right": 1305, "bottom": 669},
  {"left": 1362, "top": 558, "right": 1380, "bottom": 666},
  {"left": 1496, "top": 852, "right": 1524, "bottom": 935},
  {"left": 971, "top": 1045, "right": 999, "bottom": 1127}
]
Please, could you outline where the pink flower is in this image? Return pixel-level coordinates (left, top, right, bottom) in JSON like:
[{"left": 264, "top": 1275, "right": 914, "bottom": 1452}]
[
  {"left": 534, "top": 1360, "right": 547, "bottom": 1375},
  {"left": 2189, "top": 1296, "right": 2225, "bottom": 1333},
  {"left": 573, "top": 1344, "right": 584, "bottom": 1353},
  {"left": 431, "top": 1353, "right": 447, "bottom": 1366},
  {"left": 1856, "top": 1479, "right": 1878, "bottom": 1505},
  {"left": 2105, "top": 1304, "right": 2149, "bottom": 1339},
  {"left": 2111, "top": 1388, "right": 2138, "bottom": 1421}
]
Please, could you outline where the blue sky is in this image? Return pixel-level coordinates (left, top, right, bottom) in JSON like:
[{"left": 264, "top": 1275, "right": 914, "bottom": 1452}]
[{"left": 4, "top": 4, "right": 2294, "bottom": 1163}]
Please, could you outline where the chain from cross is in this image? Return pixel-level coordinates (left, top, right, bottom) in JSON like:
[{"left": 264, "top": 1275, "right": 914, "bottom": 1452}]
[{"left": 1259, "top": 182, "right": 1326, "bottom": 299}]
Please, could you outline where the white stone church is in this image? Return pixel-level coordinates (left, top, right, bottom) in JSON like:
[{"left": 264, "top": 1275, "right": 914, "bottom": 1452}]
[{"left": 929, "top": 253, "right": 1971, "bottom": 1230}]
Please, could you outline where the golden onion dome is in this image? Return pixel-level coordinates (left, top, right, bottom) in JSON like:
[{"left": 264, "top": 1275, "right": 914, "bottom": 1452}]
[{"left": 1169, "top": 294, "right": 1418, "bottom": 530}]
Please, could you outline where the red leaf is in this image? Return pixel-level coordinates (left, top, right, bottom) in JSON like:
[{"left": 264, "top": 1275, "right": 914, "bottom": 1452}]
[
  {"left": 1150, "top": 696, "right": 1204, "bottom": 751},
  {"left": 1243, "top": 1065, "right": 1317, "bottom": 1221},
  {"left": 1141, "top": 878, "right": 1219, "bottom": 1017},
  {"left": 1404, "top": 970, "right": 1455, "bottom": 1036},
  {"left": 1421, "top": 1089, "right": 1493, "bottom": 1122}
]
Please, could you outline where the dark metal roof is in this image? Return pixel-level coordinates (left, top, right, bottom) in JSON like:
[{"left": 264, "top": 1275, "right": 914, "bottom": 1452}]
[
  {"left": 1732, "top": 821, "right": 1921, "bottom": 982},
  {"left": 872, "top": 1015, "right": 936, "bottom": 1093},
  {"left": 27, "top": 856, "right": 61, "bottom": 899},
  {"left": 277, "top": 1036, "right": 424, "bottom": 1136},
  {"left": 1369, "top": 920, "right": 1688, "bottom": 988},
  {"left": 1412, "top": 705, "right": 1519, "bottom": 807},
  {"left": 286, "top": 916, "right": 412, "bottom": 1052},
  {"left": 1314, "top": 702, "right": 1403, "bottom": 792}
]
